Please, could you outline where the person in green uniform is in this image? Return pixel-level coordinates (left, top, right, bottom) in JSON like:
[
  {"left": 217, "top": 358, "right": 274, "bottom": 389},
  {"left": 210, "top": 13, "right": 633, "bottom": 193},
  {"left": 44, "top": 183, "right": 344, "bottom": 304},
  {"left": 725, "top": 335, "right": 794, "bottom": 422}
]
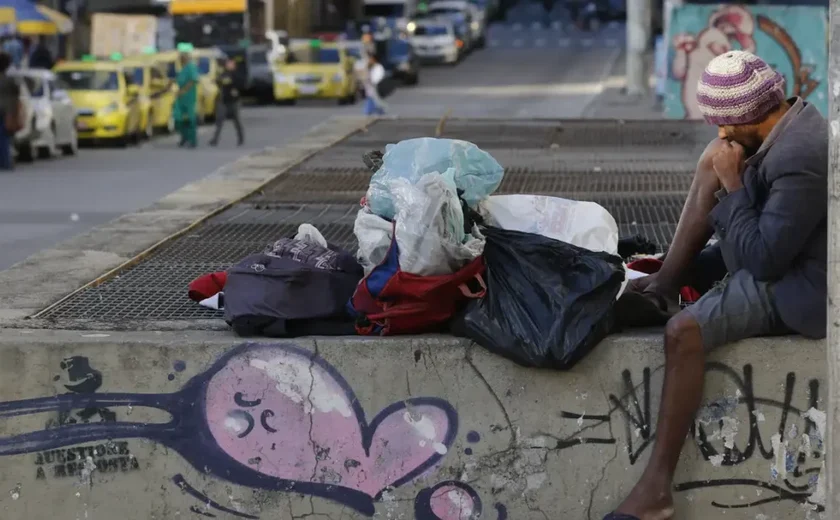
[{"left": 173, "top": 43, "right": 199, "bottom": 148}]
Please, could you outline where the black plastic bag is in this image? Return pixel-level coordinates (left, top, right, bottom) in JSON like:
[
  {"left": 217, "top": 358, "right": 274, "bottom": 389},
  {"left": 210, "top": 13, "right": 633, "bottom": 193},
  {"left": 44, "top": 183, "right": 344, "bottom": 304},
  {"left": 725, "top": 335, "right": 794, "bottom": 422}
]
[{"left": 452, "top": 226, "right": 625, "bottom": 369}]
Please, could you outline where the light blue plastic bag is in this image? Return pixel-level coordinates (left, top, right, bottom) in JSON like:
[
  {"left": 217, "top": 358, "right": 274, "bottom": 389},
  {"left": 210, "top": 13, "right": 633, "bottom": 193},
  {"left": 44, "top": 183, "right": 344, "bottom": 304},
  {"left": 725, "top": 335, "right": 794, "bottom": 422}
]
[{"left": 366, "top": 138, "right": 505, "bottom": 220}]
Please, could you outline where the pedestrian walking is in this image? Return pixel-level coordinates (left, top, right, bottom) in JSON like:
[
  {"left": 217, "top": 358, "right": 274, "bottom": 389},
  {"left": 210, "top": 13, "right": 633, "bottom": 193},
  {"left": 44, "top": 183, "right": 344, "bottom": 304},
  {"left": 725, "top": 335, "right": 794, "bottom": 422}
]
[
  {"left": 28, "top": 37, "right": 53, "bottom": 70},
  {"left": 209, "top": 57, "right": 244, "bottom": 147},
  {"left": 363, "top": 53, "right": 387, "bottom": 116},
  {"left": 173, "top": 43, "right": 199, "bottom": 149},
  {"left": 0, "top": 52, "right": 22, "bottom": 170}
]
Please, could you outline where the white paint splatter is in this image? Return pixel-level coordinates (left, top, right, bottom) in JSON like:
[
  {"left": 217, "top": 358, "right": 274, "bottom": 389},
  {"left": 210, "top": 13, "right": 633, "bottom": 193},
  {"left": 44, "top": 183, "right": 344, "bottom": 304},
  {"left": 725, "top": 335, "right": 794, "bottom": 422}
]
[
  {"left": 755, "top": 514, "right": 769, "bottom": 520},
  {"left": 577, "top": 413, "right": 585, "bottom": 427},
  {"left": 805, "top": 408, "right": 826, "bottom": 441},
  {"left": 720, "top": 417, "right": 739, "bottom": 450},
  {"left": 526, "top": 472, "right": 547, "bottom": 490},
  {"left": 403, "top": 412, "right": 447, "bottom": 454},
  {"left": 446, "top": 489, "right": 474, "bottom": 519},
  {"left": 771, "top": 433, "right": 787, "bottom": 480},
  {"left": 788, "top": 423, "right": 799, "bottom": 440},
  {"left": 808, "top": 461, "right": 826, "bottom": 507},
  {"left": 79, "top": 456, "right": 96, "bottom": 487},
  {"left": 224, "top": 416, "right": 246, "bottom": 433},
  {"left": 9, "top": 483, "right": 21, "bottom": 500},
  {"left": 250, "top": 356, "right": 352, "bottom": 417},
  {"left": 80, "top": 333, "right": 110, "bottom": 338},
  {"left": 800, "top": 434, "right": 812, "bottom": 457},
  {"left": 709, "top": 454, "right": 725, "bottom": 467},
  {"left": 634, "top": 427, "right": 641, "bottom": 438},
  {"left": 752, "top": 410, "right": 766, "bottom": 422},
  {"left": 831, "top": 120, "right": 840, "bottom": 139}
]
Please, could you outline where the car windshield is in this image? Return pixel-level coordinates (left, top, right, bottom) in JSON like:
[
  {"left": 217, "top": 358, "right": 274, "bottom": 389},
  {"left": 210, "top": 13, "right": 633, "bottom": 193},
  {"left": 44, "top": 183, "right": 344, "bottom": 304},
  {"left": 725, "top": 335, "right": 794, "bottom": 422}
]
[
  {"left": 345, "top": 46, "right": 362, "bottom": 59},
  {"left": 126, "top": 67, "right": 145, "bottom": 85},
  {"left": 165, "top": 61, "right": 177, "bottom": 79},
  {"left": 55, "top": 70, "right": 119, "bottom": 91},
  {"left": 287, "top": 48, "right": 341, "bottom": 64},
  {"left": 414, "top": 25, "right": 449, "bottom": 36},
  {"left": 197, "top": 56, "right": 212, "bottom": 75},
  {"left": 429, "top": 6, "right": 462, "bottom": 14}
]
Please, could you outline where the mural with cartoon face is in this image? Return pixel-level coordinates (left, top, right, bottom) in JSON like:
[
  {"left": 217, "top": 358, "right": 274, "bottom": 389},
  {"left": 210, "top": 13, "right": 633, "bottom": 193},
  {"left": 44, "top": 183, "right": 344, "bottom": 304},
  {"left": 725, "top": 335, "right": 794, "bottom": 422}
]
[
  {"left": 0, "top": 343, "right": 459, "bottom": 517},
  {"left": 666, "top": 4, "right": 827, "bottom": 119}
]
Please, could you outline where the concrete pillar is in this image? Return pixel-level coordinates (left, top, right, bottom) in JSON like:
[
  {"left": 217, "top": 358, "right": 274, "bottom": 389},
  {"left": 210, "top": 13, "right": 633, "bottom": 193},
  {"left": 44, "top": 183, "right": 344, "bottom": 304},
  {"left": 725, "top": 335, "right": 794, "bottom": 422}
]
[
  {"left": 827, "top": 0, "right": 840, "bottom": 515},
  {"left": 265, "top": 0, "right": 274, "bottom": 32},
  {"left": 625, "top": 0, "right": 652, "bottom": 96}
]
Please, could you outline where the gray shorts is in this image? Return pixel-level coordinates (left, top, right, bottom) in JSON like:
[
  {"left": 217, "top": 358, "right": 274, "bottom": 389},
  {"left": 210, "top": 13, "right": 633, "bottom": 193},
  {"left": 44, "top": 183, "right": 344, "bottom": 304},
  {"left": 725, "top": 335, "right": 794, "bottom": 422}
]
[{"left": 684, "top": 269, "right": 790, "bottom": 350}]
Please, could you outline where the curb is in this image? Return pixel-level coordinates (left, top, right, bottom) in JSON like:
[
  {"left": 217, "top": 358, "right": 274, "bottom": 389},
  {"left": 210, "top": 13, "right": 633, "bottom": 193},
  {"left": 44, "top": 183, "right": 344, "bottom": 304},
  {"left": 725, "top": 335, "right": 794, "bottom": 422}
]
[{"left": 0, "top": 116, "right": 374, "bottom": 327}]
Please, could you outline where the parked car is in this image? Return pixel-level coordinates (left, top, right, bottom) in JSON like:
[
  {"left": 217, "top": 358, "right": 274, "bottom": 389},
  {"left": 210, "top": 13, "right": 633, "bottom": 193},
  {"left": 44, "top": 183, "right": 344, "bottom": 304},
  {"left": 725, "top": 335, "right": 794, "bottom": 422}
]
[
  {"left": 408, "top": 18, "right": 462, "bottom": 64},
  {"left": 193, "top": 48, "right": 224, "bottom": 122},
  {"left": 9, "top": 69, "right": 78, "bottom": 158},
  {"left": 120, "top": 59, "right": 156, "bottom": 139},
  {"left": 131, "top": 54, "right": 179, "bottom": 134},
  {"left": 428, "top": 0, "right": 486, "bottom": 48},
  {"left": 53, "top": 58, "right": 143, "bottom": 146},
  {"left": 273, "top": 42, "right": 358, "bottom": 105}
]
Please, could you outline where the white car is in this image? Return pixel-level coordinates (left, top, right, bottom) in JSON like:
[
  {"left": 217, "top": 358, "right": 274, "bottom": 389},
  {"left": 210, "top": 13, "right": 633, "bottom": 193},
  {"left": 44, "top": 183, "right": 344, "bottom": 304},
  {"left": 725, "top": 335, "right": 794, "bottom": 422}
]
[
  {"left": 9, "top": 69, "right": 78, "bottom": 160},
  {"left": 428, "top": 0, "right": 486, "bottom": 48},
  {"left": 409, "top": 19, "right": 461, "bottom": 64}
]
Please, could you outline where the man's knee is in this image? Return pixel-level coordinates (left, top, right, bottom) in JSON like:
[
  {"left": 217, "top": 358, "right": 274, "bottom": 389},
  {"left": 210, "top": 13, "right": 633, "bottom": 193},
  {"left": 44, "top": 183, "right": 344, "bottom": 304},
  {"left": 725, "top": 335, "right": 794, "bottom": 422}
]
[{"left": 664, "top": 312, "right": 703, "bottom": 356}]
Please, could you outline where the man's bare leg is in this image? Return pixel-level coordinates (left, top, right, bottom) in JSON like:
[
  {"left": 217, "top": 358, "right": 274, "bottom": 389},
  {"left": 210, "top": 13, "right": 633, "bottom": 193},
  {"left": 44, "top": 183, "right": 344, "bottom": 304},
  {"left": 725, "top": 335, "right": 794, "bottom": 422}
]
[
  {"left": 612, "top": 312, "right": 706, "bottom": 519},
  {"left": 634, "top": 138, "right": 728, "bottom": 296}
]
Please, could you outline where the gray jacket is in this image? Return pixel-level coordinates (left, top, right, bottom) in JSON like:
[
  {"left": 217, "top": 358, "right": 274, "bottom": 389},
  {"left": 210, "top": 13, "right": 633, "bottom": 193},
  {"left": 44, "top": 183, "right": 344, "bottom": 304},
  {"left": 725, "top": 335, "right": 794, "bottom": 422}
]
[{"left": 709, "top": 98, "right": 827, "bottom": 339}]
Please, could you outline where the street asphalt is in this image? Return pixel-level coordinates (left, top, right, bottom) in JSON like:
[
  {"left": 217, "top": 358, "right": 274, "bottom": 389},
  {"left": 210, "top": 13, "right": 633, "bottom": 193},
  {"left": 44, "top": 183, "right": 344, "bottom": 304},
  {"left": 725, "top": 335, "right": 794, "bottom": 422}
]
[{"left": 0, "top": 23, "right": 625, "bottom": 270}]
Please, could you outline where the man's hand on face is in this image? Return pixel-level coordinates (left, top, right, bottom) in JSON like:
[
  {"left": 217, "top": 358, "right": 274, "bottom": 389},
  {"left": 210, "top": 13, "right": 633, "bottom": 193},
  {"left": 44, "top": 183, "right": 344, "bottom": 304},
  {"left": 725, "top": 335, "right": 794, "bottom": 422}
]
[{"left": 712, "top": 140, "right": 746, "bottom": 193}]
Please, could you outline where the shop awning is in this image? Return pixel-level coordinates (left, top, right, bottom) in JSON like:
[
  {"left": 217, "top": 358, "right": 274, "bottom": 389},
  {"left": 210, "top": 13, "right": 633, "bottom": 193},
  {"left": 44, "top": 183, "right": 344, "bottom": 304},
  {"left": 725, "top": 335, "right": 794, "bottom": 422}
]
[
  {"left": 169, "top": 0, "right": 246, "bottom": 15},
  {"left": 35, "top": 4, "right": 73, "bottom": 34}
]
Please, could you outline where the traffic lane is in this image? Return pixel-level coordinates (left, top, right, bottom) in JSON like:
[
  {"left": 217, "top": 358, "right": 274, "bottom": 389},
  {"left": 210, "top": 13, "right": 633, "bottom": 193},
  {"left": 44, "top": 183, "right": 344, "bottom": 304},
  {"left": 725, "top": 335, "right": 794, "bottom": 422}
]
[
  {"left": 0, "top": 105, "right": 343, "bottom": 270},
  {"left": 384, "top": 45, "right": 621, "bottom": 118}
]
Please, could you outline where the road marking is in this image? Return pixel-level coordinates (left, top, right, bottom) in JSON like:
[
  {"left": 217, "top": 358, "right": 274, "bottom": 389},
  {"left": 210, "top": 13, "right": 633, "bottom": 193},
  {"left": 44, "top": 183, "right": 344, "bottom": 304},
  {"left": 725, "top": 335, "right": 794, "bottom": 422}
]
[
  {"left": 535, "top": 38, "right": 547, "bottom": 47},
  {"left": 559, "top": 38, "right": 571, "bottom": 47},
  {"left": 582, "top": 38, "right": 594, "bottom": 47},
  {"left": 513, "top": 39, "right": 524, "bottom": 47}
]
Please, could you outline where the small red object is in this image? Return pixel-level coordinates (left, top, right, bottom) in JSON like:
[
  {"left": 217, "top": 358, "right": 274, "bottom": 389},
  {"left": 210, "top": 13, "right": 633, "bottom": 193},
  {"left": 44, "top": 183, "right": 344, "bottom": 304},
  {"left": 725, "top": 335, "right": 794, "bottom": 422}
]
[{"left": 188, "top": 271, "right": 228, "bottom": 302}]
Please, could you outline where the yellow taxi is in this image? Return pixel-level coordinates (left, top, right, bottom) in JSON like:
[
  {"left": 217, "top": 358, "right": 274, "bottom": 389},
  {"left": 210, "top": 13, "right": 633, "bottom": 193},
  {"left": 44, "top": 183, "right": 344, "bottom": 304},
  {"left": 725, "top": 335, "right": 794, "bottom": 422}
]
[
  {"left": 273, "top": 41, "right": 358, "bottom": 105},
  {"left": 53, "top": 57, "right": 143, "bottom": 146},
  {"left": 127, "top": 53, "right": 179, "bottom": 134},
  {"left": 193, "top": 48, "right": 223, "bottom": 122}
]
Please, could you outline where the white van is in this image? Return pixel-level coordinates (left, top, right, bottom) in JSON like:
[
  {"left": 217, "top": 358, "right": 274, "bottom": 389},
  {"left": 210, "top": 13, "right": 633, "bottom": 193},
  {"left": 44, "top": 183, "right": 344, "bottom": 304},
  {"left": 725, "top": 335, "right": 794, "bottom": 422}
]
[{"left": 409, "top": 19, "right": 460, "bottom": 65}]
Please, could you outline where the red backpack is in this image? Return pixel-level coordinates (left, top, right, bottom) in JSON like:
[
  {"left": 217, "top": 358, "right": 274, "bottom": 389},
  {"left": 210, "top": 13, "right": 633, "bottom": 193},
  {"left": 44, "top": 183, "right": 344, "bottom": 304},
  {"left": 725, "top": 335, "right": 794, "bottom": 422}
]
[{"left": 349, "top": 235, "right": 487, "bottom": 335}]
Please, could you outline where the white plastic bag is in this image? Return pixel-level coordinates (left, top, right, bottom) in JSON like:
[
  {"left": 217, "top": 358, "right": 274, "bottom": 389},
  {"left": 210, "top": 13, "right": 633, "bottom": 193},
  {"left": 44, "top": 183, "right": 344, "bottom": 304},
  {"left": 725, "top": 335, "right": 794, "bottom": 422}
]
[
  {"left": 479, "top": 195, "right": 619, "bottom": 255},
  {"left": 354, "top": 208, "right": 393, "bottom": 276},
  {"left": 391, "top": 173, "right": 484, "bottom": 276},
  {"left": 294, "top": 223, "right": 328, "bottom": 248},
  {"left": 366, "top": 138, "right": 504, "bottom": 221},
  {"left": 480, "top": 195, "right": 629, "bottom": 297}
]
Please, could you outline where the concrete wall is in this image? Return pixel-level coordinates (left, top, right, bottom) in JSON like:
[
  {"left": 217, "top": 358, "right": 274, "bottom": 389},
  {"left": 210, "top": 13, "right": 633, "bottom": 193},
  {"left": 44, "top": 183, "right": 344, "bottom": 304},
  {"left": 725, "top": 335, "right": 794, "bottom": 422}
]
[{"left": 0, "top": 330, "right": 826, "bottom": 519}]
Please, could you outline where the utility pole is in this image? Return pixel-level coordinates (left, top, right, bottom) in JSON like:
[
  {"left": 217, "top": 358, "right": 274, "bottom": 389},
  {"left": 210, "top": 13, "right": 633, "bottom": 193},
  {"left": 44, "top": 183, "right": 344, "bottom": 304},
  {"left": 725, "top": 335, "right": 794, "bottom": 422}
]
[
  {"left": 827, "top": 0, "right": 839, "bottom": 516},
  {"left": 625, "top": 0, "right": 652, "bottom": 95}
]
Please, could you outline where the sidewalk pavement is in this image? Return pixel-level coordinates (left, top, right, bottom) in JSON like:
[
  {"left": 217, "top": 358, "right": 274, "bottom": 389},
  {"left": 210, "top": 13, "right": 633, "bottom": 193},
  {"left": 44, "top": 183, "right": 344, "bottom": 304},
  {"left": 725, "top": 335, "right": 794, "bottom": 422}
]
[{"left": 586, "top": 50, "right": 665, "bottom": 120}]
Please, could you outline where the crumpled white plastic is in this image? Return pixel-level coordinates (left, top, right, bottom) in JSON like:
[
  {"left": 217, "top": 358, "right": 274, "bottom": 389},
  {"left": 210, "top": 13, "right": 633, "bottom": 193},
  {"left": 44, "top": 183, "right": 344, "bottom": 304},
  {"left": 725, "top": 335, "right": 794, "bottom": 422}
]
[
  {"left": 390, "top": 173, "right": 484, "bottom": 276},
  {"left": 294, "top": 223, "right": 328, "bottom": 248},
  {"left": 354, "top": 207, "right": 393, "bottom": 276}
]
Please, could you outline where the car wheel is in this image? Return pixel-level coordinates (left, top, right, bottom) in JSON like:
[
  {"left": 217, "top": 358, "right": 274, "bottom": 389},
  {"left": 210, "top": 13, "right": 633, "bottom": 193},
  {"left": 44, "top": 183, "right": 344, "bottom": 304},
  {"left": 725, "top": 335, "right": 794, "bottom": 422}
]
[
  {"left": 476, "top": 35, "right": 487, "bottom": 49},
  {"left": 61, "top": 127, "right": 78, "bottom": 156}
]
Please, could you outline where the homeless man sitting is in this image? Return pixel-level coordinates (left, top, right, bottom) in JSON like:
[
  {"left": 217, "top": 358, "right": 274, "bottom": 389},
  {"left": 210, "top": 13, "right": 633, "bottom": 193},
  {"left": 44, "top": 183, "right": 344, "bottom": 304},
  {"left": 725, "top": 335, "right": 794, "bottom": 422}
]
[{"left": 604, "top": 50, "right": 827, "bottom": 520}]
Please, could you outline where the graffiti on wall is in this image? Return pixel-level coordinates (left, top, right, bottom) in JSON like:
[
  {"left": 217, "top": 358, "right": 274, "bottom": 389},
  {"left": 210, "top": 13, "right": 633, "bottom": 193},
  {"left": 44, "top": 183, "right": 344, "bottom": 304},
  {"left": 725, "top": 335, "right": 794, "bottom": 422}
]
[
  {"left": 665, "top": 4, "right": 827, "bottom": 119},
  {"left": 0, "top": 343, "right": 826, "bottom": 518}
]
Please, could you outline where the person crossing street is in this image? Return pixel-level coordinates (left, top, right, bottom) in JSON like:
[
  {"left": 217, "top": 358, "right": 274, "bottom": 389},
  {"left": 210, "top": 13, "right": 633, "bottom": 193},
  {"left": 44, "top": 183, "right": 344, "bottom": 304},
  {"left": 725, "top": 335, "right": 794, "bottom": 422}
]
[{"left": 210, "top": 58, "right": 244, "bottom": 147}]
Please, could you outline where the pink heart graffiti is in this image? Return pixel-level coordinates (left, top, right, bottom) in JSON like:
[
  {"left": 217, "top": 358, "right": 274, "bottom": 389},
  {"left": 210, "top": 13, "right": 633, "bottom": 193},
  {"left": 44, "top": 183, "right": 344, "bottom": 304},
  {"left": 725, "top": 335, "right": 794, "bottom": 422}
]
[{"left": 204, "top": 344, "right": 458, "bottom": 505}]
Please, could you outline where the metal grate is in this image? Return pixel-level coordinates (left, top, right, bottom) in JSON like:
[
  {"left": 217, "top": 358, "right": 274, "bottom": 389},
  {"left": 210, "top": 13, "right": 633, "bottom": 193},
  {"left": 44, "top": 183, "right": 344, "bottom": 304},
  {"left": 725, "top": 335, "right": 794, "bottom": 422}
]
[
  {"left": 350, "top": 119, "right": 716, "bottom": 149},
  {"left": 39, "top": 119, "right": 702, "bottom": 322}
]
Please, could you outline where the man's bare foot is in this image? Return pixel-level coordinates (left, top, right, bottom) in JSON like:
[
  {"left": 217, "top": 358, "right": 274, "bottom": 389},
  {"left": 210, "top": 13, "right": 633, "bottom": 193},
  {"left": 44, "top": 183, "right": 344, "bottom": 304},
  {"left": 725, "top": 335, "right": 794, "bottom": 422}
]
[{"left": 613, "top": 477, "right": 675, "bottom": 520}]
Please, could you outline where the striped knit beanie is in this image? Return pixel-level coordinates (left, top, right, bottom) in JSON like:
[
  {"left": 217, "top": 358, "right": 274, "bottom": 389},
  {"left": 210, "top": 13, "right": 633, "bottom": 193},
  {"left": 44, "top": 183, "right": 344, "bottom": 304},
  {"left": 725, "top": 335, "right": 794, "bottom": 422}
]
[{"left": 696, "top": 50, "right": 786, "bottom": 126}]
